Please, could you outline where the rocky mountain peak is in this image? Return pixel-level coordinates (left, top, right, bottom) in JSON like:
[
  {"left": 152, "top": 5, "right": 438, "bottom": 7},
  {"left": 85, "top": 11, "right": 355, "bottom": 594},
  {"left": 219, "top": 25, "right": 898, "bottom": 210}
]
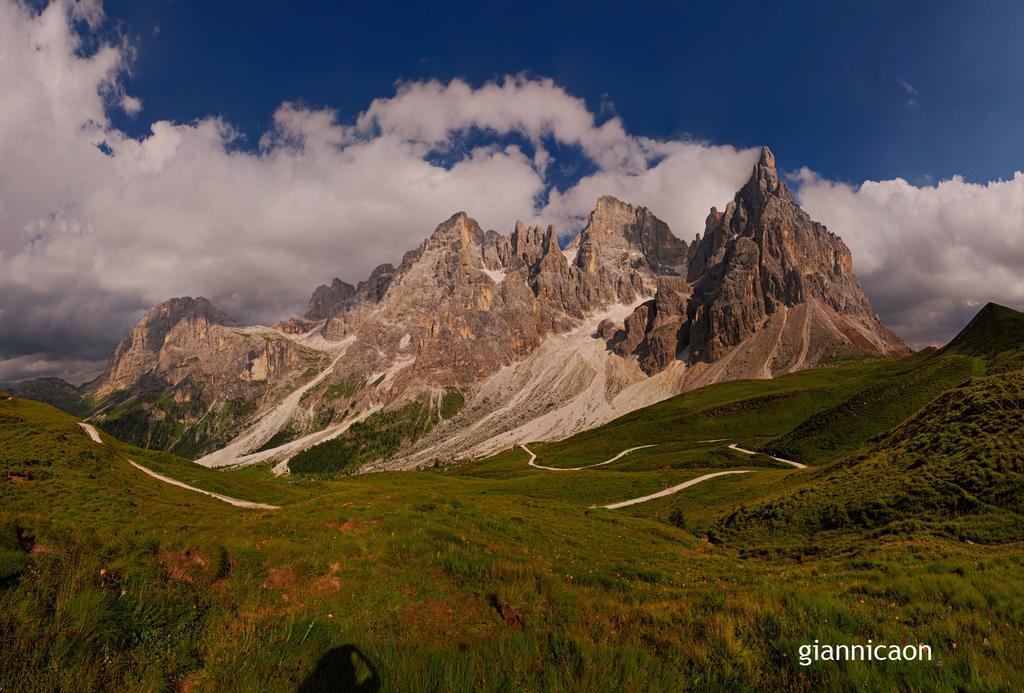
[
  {"left": 79, "top": 157, "right": 911, "bottom": 465},
  {"left": 426, "top": 211, "right": 484, "bottom": 250},
  {"left": 576, "top": 195, "right": 687, "bottom": 278},
  {"left": 739, "top": 145, "right": 792, "bottom": 207},
  {"left": 95, "top": 297, "right": 238, "bottom": 396},
  {"left": 616, "top": 147, "right": 907, "bottom": 371},
  {"left": 580, "top": 196, "right": 646, "bottom": 247},
  {"left": 358, "top": 264, "right": 396, "bottom": 302},
  {"left": 305, "top": 278, "right": 357, "bottom": 320},
  {"left": 507, "top": 220, "right": 557, "bottom": 269},
  {"left": 145, "top": 297, "right": 236, "bottom": 333}
]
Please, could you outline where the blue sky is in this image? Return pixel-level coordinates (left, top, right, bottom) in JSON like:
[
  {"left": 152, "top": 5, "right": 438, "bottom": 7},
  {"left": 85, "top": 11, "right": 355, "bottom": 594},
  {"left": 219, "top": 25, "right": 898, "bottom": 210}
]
[
  {"left": 100, "top": 0, "right": 1024, "bottom": 187},
  {"left": 1, "top": 0, "right": 1023, "bottom": 381}
]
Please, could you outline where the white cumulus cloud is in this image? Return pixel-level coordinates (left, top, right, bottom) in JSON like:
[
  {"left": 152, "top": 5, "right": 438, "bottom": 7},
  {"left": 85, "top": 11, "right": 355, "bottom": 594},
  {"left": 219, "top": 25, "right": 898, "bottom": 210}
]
[
  {"left": 0, "top": 1, "right": 756, "bottom": 382},
  {"left": 1, "top": 0, "right": 1020, "bottom": 383},
  {"left": 796, "top": 168, "right": 1024, "bottom": 347}
]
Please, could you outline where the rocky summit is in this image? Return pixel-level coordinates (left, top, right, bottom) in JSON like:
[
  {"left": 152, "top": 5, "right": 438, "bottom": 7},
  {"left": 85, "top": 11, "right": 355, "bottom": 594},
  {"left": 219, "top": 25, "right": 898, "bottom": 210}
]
[
  {"left": 28, "top": 147, "right": 907, "bottom": 468},
  {"left": 611, "top": 147, "right": 906, "bottom": 376}
]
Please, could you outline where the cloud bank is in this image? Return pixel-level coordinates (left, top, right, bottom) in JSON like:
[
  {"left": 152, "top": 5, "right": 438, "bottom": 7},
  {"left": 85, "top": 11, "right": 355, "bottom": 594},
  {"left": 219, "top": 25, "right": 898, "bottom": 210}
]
[
  {"left": 0, "top": 1, "right": 1021, "bottom": 382},
  {"left": 796, "top": 170, "right": 1024, "bottom": 348}
]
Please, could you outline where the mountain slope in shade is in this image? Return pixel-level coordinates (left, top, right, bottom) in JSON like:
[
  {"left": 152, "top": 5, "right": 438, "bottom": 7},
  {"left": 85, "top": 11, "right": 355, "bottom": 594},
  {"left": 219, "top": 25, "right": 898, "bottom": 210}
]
[
  {"left": 41, "top": 147, "right": 906, "bottom": 469},
  {"left": 716, "top": 301, "right": 1024, "bottom": 543},
  {"left": 1, "top": 377, "right": 89, "bottom": 417},
  {"left": 937, "top": 302, "right": 1024, "bottom": 373}
]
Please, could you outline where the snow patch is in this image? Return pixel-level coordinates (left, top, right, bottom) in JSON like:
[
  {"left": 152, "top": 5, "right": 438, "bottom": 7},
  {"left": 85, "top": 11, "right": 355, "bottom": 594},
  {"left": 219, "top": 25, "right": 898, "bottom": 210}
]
[
  {"left": 380, "top": 356, "right": 415, "bottom": 389},
  {"left": 232, "top": 322, "right": 350, "bottom": 354},
  {"left": 481, "top": 268, "right": 506, "bottom": 284}
]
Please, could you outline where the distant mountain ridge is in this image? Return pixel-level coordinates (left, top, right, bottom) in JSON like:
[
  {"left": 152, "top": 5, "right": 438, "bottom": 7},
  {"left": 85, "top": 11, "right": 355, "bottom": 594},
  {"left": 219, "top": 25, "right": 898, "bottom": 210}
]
[{"left": 14, "top": 147, "right": 909, "bottom": 470}]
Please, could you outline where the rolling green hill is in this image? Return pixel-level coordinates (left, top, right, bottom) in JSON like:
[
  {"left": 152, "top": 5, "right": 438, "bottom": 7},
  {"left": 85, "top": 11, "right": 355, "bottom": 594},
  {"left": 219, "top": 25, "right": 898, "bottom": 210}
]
[
  {"left": 3, "top": 303, "right": 1024, "bottom": 690},
  {"left": 762, "top": 303, "right": 1024, "bottom": 466},
  {"left": 938, "top": 302, "right": 1024, "bottom": 373},
  {"left": 761, "top": 352, "right": 985, "bottom": 465},
  {"left": 722, "top": 368, "right": 1024, "bottom": 543},
  {"left": 527, "top": 356, "right": 915, "bottom": 469}
]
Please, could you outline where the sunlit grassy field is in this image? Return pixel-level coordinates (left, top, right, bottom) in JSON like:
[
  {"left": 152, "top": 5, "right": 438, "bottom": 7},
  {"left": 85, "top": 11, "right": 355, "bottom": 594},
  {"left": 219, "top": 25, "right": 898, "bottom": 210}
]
[{"left": 4, "top": 334, "right": 1023, "bottom": 693}]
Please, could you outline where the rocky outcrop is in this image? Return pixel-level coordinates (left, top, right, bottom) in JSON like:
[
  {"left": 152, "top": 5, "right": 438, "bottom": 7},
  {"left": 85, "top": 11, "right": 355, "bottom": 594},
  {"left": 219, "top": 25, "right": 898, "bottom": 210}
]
[
  {"left": 320, "top": 213, "right": 580, "bottom": 390},
  {"left": 305, "top": 278, "right": 356, "bottom": 320},
  {"left": 608, "top": 147, "right": 908, "bottom": 374},
  {"left": 613, "top": 276, "right": 692, "bottom": 374},
  {"left": 97, "top": 297, "right": 236, "bottom": 396},
  {"left": 304, "top": 264, "right": 396, "bottom": 320},
  {"left": 572, "top": 196, "right": 686, "bottom": 309},
  {"left": 3, "top": 376, "right": 88, "bottom": 417},
  {"left": 70, "top": 147, "right": 906, "bottom": 466},
  {"left": 86, "top": 296, "right": 323, "bottom": 455}
]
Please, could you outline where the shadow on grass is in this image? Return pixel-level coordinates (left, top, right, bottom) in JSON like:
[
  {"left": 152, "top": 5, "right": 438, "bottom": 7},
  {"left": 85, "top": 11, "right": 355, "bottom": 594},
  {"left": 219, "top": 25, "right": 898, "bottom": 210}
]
[{"left": 297, "top": 644, "right": 380, "bottom": 692}]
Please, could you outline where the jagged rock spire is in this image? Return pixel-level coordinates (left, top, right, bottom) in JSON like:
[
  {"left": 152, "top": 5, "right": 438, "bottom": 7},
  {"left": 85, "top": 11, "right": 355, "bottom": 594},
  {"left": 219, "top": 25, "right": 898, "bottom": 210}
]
[{"left": 739, "top": 145, "right": 792, "bottom": 206}]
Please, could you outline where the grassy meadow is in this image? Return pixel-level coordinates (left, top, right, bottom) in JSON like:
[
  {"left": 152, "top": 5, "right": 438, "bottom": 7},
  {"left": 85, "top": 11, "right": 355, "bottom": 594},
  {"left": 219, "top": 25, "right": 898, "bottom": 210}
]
[{"left": 2, "top": 305, "right": 1023, "bottom": 691}]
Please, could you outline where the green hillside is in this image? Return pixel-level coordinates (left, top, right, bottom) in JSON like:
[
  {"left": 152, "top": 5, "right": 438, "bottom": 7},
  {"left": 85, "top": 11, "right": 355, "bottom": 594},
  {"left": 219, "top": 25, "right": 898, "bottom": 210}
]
[
  {"left": 1, "top": 377, "right": 90, "bottom": 417},
  {"left": 938, "top": 302, "right": 1024, "bottom": 373},
  {"left": 528, "top": 356, "right": 914, "bottom": 469},
  {"left": 722, "top": 368, "right": 1024, "bottom": 543},
  {"left": 762, "top": 303, "right": 1024, "bottom": 466},
  {"left": 3, "top": 304, "right": 1024, "bottom": 690},
  {"left": 762, "top": 352, "right": 985, "bottom": 465}
]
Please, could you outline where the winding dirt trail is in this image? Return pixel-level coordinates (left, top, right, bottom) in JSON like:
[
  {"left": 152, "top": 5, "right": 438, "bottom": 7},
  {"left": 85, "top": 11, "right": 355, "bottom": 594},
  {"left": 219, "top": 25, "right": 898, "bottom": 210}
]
[
  {"left": 78, "top": 421, "right": 103, "bottom": 444},
  {"left": 78, "top": 423, "right": 279, "bottom": 510},
  {"left": 727, "top": 443, "right": 807, "bottom": 469},
  {"left": 520, "top": 443, "right": 656, "bottom": 471},
  {"left": 599, "top": 471, "right": 753, "bottom": 510},
  {"left": 519, "top": 437, "right": 807, "bottom": 509}
]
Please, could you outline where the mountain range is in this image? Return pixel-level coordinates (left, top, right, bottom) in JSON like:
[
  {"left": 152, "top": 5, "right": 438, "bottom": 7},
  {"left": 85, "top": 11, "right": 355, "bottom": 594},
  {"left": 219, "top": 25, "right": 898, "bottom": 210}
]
[
  {"left": 9, "top": 147, "right": 908, "bottom": 472},
  {"left": 3, "top": 152, "right": 1023, "bottom": 691}
]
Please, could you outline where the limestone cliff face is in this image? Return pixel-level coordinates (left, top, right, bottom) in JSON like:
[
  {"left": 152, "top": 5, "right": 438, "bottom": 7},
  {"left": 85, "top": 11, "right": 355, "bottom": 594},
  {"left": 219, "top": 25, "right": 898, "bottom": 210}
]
[
  {"left": 323, "top": 213, "right": 574, "bottom": 391},
  {"left": 96, "top": 298, "right": 237, "bottom": 396},
  {"left": 611, "top": 276, "right": 692, "bottom": 374},
  {"left": 304, "top": 264, "right": 396, "bottom": 320},
  {"left": 81, "top": 147, "right": 907, "bottom": 463},
  {"left": 305, "top": 279, "right": 356, "bottom": 321},
  {"left": 87, "top": 297, "right": 323, "bottom": 455},
  {"left": 314, "top": 199, "right": 693, "bottom": 394},
  {"left": 571, "top": 196, "right": 687, "bottom": 310},
  {"left": 95, "top": 296, "right": 320, "bottom": 399},
  {"left": 612, "top": 147, "right": 908, "bottom": 374}
]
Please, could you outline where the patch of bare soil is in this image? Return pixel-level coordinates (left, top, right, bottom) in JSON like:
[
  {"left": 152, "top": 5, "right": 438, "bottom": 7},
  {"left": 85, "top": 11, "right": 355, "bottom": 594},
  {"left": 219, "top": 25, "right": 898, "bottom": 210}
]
[
  {"left": 311, "top": 575, "right": 343, "bottom": 595},
  {"left": 159, "top": 549, "right": 210, "bottom": 583},
  {"left": 402, "top": 598, "right": 455, "bottom": 635},
  {"left": 177, "top": 672, "right": 202, "bottom": 693},
  {"left": 327, "top": 518, "right": 360, "bottom": 533},
  {"left": 262, "top": 566, "right": 297, "bottom": 589}
]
